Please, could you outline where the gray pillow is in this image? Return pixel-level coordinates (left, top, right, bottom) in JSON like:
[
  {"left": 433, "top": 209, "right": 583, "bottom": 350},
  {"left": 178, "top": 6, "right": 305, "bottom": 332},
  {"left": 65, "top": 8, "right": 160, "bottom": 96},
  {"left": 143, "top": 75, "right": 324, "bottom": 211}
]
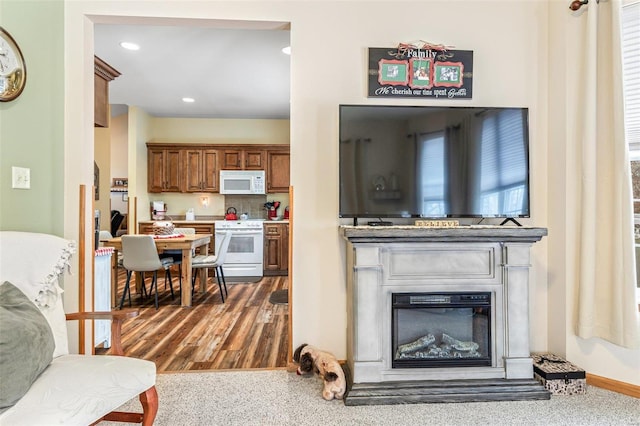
[{"left": 0, "top": 281, "right": 55, "bottom": 412}]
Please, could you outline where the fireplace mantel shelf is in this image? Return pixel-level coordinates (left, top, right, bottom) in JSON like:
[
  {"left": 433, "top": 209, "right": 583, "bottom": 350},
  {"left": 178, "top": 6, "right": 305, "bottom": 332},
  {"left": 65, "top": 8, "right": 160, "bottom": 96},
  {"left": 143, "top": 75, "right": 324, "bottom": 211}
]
[{"left": 340, "top": 225, "right": 547, "bottom": 243}]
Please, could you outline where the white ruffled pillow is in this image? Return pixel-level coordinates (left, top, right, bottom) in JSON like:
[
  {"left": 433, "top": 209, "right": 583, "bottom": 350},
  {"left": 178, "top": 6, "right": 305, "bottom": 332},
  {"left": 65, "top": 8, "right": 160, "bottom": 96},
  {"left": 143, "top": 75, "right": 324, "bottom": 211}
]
[{"left": 0, "top": 232, "right": 75, "bottom": 357}]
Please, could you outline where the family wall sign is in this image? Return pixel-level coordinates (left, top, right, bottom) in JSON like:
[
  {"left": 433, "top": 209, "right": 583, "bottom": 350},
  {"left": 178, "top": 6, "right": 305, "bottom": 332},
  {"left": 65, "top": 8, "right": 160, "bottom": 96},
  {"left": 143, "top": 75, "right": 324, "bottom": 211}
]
[{"left": 368, "top": 42, "right": 473, "bottom": 99}]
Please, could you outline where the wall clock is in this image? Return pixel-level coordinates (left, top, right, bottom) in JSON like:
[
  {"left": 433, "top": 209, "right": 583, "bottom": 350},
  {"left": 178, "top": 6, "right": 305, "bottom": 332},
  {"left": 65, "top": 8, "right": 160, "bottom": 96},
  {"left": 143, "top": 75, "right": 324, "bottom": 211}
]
[{"left": 0, "top": 27, "right": 27, "bottom": 102}]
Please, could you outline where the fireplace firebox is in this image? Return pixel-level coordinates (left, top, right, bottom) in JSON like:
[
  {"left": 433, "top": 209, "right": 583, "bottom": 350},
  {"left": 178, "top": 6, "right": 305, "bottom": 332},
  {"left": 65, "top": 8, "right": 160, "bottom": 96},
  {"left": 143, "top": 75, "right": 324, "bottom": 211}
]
[{"left": 392, "top": 292, "right": 492, "bottom": 368}]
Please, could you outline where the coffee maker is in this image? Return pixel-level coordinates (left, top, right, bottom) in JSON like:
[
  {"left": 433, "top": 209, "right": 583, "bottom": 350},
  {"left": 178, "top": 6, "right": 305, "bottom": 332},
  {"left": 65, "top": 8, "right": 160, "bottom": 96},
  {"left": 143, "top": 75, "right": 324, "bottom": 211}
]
[
  {"left": 265, "top": 201, "right": 281, "bottom": 219},
  {"left": 151, "top": 201, "right": 167, "bottom": 220}
]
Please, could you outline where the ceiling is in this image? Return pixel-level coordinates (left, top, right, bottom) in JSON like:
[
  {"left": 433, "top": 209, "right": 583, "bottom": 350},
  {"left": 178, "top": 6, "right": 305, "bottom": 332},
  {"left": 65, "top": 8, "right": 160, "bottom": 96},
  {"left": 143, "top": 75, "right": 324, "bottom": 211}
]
[{"left": 94, "top": 22, "right": 291, "bottom": 120}]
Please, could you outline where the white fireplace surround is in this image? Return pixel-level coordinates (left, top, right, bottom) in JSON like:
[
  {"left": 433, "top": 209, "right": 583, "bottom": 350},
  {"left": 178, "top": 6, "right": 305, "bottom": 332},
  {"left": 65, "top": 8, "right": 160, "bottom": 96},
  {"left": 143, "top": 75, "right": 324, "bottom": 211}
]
[{"left": 340, "top": 226, "right": 547, "bottom": 385}]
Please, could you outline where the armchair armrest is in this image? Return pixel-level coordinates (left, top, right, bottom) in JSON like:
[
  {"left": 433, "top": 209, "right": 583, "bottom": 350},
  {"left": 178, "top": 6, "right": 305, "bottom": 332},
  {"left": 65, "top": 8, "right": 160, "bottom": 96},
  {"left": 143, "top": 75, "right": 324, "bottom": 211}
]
[{"left": 65, "top": 309, "right": 139, "bottom": 355}]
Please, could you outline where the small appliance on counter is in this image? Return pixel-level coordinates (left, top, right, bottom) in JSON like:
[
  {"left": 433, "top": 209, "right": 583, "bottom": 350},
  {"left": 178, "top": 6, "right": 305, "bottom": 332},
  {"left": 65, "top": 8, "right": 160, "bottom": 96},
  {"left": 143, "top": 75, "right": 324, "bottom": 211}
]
[
  {"left": 284, "top": 206, "right": 289, "bottom": 219},
  {"left": 186, "top": 208, "right": 195, "bottom": 221},
  {"left": 264, "top": 201, "right": 281, "bottom": 220},
  {"left": 151, "top": 201, "right": 167, "bottom": 220}
]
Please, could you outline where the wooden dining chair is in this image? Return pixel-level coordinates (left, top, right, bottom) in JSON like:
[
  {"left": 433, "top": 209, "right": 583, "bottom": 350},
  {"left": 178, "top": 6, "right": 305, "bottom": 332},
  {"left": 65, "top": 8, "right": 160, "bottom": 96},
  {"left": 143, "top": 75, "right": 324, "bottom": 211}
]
[
  {"left": 120, "top": 235, "right": 174, "bottom": 310},
  {"left": 191, "top": 231, "right": 231, "bottom": 303}
]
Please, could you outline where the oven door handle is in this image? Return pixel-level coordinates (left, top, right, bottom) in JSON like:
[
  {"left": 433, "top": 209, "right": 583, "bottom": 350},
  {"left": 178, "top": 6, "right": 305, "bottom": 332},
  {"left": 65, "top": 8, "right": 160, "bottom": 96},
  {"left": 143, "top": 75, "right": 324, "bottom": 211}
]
[{"left": 216, "top": 230, "right": 263, "bottom": 236}]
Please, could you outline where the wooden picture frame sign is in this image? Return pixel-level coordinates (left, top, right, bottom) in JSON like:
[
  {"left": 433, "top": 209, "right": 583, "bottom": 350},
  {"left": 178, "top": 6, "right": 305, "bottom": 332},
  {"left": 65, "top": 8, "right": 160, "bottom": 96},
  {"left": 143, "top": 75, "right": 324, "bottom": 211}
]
[{"left": 368, "top": 44, "right": 473, "bottom": 99}]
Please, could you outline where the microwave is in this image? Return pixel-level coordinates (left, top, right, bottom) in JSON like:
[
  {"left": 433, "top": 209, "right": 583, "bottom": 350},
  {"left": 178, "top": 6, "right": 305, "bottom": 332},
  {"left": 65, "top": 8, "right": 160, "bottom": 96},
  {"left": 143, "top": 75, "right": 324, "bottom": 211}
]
[{"left": 219, "top": 170, "right": 266, "bottom": 195}]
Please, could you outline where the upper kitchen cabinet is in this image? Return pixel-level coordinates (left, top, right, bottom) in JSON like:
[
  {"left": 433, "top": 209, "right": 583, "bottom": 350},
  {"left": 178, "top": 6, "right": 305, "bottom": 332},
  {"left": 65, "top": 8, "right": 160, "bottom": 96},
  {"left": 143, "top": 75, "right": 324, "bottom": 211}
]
[
  {"left": 184, "top": 148, "right": 218, "bottom": 192},
  {"left": 267, "top": 150, "right": 290, "bottom": 193},
  {"left": 148, "top": 147, "right": 183, "bottom": 193},
  {"left": 94, "top": 56, "right": 120, "bottom": 128},
  {"left": 220, "top": 148, "right": 265, "bottom": 170},
  {"left": 146, "top": 143, "right": 288, "bottom": 193}
]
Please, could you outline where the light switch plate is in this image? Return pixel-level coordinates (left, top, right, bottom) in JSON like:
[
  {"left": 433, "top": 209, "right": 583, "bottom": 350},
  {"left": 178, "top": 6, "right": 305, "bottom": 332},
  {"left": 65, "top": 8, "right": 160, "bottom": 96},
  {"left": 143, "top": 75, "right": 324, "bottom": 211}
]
[{"left": 12, "top": 167, "right": 30, "bottom": 189}]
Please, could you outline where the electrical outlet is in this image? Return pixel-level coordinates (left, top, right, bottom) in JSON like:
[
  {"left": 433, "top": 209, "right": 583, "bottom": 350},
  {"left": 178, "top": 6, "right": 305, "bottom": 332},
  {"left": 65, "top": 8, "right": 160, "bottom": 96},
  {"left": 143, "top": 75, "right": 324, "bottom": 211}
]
[{"left": 12, "top": 167, "right": 30, "bottom": 189}]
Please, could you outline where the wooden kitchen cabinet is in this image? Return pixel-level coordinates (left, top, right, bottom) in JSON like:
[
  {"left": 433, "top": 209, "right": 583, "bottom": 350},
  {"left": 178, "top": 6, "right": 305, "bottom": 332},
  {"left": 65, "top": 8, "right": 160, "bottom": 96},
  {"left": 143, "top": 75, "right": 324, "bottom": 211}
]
[
  {"left": 267, "top": 150, "right": 290, "bottom": 193},
  {"left": 220, "top": 148, "right": 265, "bottom": 170},
  {"left": 264, "top": 222, "right": 288, "bottom": 275},
  {"left": 244, "top": 149, "right": 266, "bottom": 170},
  {"left": 94, "top": 56, "right": 120, "bottom": 128},
  {"left": 146, "top": 143, "right": 288, "bottom": 193},
  {"left": 148, "top": 147, "right": 182, "bottom": 192},
  {"left": 184, "top": 149, "right": 218, "bottom": 192}
]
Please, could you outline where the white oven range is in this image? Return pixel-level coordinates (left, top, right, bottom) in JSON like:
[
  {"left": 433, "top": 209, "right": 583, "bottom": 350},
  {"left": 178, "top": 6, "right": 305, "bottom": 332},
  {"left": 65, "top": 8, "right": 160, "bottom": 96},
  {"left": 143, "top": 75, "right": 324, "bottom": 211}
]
[{"left": 214, "top": 219, "right": 264, "bottom": 282}]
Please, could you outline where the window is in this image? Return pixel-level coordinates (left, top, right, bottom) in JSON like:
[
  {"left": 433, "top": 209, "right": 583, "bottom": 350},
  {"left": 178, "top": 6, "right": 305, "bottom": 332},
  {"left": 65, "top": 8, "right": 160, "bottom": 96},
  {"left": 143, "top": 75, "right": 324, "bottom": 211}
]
[
  {"left": 621, "top": 1, "right": 640, "bottom": 298},
  {"left": 623, "top": 1, "right": 640, "bottom": 211}
]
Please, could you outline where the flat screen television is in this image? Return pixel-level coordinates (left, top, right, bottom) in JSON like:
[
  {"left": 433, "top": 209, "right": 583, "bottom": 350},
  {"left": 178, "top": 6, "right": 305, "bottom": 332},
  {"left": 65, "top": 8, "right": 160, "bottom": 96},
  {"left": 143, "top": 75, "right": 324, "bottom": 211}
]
[{"left": 339, "top": 105, "right": 530, "bottom": 220}]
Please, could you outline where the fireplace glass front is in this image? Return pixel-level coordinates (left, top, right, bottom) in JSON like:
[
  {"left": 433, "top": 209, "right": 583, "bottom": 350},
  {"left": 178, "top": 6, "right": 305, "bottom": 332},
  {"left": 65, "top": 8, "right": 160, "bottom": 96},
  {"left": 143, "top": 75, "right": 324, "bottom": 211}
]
[{"left": 392, "top": 292, "right": 492, "bottom": 368}]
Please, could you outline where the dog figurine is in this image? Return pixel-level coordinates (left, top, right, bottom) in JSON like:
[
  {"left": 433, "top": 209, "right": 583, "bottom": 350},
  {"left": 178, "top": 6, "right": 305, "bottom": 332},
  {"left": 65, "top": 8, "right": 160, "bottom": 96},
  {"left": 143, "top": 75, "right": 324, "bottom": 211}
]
[{"left": 293, "top": 343, "right": 346, "bottom": 400}]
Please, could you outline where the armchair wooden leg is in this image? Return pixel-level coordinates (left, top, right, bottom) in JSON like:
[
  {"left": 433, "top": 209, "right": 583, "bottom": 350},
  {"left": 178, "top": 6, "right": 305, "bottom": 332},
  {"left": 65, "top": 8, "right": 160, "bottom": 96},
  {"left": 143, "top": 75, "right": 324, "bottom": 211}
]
[
  {"left": 140, "top": 385, "right": 158, "bottom": 426},
  {"left": 95, "top": 386, "right": 157, "bottom": 425}
]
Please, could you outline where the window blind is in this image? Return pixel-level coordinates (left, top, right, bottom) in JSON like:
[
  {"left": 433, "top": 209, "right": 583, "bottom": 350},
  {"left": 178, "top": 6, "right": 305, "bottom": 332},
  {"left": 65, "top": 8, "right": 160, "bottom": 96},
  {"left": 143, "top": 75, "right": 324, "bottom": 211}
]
[{"left": 622, "top": 2, "right": 640, "bottom": 152}]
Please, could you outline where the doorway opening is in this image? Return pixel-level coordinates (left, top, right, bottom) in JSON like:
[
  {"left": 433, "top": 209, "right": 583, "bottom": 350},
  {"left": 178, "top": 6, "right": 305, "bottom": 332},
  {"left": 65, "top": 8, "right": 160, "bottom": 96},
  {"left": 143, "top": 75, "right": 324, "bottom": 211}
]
[{"left": 91, "top": 17, "right": 292, "bottom": 371}]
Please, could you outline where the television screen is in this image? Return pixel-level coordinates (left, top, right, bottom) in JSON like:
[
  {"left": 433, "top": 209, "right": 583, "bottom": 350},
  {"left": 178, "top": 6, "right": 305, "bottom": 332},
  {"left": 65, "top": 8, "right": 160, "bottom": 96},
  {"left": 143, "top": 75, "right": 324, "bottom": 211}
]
[{"left": 339, "top": 105, "right": 530, "bottom": 219}]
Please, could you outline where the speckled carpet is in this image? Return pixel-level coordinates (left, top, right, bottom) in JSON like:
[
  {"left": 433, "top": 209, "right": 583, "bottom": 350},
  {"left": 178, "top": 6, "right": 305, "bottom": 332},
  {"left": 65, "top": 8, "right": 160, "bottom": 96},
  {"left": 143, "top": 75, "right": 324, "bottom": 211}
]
[{"left": 101, "top": 370, "right": 640, "bottom": 426}]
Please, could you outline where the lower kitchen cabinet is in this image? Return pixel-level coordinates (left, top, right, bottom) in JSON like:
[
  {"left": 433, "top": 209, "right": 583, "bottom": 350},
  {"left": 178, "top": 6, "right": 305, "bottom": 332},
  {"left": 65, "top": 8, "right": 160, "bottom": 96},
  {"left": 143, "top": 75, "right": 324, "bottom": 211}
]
[{"left": 264, "top": 222, "right": 288, "bottom": 275}]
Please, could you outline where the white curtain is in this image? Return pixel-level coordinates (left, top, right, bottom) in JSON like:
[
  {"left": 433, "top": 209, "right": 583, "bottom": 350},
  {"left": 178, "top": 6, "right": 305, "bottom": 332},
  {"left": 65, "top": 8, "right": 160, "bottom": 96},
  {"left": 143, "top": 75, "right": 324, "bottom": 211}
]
[{"left": 574, "top": 0, "right": 640, "bottom": 349}]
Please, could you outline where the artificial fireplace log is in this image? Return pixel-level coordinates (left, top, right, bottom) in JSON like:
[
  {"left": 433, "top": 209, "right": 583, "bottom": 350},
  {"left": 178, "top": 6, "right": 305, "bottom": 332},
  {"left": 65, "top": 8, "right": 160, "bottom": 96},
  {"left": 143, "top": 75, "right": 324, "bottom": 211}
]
[
  {"left": 395, "top": 334, "right": 436, "bottom": 358},
  {"left": 396, "top": 333, "right": 483, "bottom": 360},
  {"left": 442, "top": 333, "right": 480, "bottom": 353}
]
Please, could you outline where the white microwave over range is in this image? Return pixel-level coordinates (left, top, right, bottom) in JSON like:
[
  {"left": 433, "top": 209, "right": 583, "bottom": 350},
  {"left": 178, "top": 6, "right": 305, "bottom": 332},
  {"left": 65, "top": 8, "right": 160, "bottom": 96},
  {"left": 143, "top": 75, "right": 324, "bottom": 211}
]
[{"left": 219, "top": 170, "right": 266, "bottom": 195}]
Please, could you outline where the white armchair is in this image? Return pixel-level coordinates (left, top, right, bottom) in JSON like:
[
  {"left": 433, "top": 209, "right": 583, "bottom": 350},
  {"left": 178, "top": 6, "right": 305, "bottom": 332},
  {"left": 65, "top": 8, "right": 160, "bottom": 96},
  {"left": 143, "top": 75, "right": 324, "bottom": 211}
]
[{"left": 0, "top": 231, "right": 157, "bottom": 425}]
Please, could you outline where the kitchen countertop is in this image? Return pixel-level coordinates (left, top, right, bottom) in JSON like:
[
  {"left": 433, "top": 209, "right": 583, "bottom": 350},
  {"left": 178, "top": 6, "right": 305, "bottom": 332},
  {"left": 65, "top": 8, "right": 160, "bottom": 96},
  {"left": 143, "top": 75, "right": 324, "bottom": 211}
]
[{"left": 139, "top": 218, "right": 289, "bottom": 224}]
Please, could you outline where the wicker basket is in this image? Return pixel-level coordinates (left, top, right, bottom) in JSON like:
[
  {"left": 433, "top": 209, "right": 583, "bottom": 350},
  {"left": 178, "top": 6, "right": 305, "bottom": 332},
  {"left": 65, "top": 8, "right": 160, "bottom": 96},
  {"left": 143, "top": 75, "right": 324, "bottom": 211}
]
[{"left": 152, "top": 221, "right": 175, "bottom": 235}]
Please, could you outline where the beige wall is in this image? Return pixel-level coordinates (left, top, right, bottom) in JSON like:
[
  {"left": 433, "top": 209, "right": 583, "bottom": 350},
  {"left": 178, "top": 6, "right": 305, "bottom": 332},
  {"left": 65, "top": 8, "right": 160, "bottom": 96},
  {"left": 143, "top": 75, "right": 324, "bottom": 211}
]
[
  {"left": 53, "top": 0, "right": 638, "bottom": 386},
  {"left": 110, "top": 113, "right": 129, "bottom": 180},
  {"left": 149, "top": 117, "right": 290, "bottom": 144},
  {"left": 65, "top": 0, "right": 550, "bottom": 363}
]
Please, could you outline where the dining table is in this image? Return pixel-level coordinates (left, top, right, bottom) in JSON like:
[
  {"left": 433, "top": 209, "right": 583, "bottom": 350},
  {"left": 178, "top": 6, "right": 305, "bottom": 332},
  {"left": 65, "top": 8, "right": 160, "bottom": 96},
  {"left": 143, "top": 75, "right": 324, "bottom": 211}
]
[{"left": 103, "top": 233, "right": 212, "bottom": 308}]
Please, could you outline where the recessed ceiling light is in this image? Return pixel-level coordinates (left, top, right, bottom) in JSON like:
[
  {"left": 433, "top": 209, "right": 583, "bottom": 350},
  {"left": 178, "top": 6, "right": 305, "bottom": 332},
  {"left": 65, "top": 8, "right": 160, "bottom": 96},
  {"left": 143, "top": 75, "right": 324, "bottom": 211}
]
[
  {"left": 182, "top": 97, "right": 195, "bottom": 103},
  {"left": 282, "top": 46, "right": 291, "bottom": 55},
  {"left": 119, "top": 41, "right": 140, "bottom": 51}
]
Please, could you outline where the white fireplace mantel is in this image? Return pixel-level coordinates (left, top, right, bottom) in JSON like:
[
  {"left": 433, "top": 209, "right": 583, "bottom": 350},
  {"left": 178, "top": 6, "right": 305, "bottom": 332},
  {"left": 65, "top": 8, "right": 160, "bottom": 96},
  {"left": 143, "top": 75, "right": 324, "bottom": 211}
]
[{"left": 340, "top": 225, "right": 547, "bottom": 387}]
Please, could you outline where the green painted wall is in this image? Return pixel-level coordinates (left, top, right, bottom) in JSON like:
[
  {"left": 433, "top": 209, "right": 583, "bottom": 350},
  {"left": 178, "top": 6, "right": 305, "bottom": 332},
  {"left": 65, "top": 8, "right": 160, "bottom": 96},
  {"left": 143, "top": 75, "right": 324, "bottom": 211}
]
[{"left": 0, "top": 0, "right": 64, "bottom": 234}]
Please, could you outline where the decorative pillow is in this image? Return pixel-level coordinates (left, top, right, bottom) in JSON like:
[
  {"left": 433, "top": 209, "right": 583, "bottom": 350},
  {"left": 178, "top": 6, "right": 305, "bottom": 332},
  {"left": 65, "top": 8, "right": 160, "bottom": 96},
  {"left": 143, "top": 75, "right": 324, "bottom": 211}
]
[
  {"left": 0, "top": 231, "right": 75, "bottom": 357},
  {"left": 0, "top": 281, "right": 55, "bottom": 413}
]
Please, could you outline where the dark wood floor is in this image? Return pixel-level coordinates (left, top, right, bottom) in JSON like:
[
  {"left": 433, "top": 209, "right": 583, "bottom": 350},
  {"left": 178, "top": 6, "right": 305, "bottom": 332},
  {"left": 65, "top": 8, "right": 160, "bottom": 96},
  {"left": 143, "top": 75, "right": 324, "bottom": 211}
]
[{"left": 97, "top": 268, "right": 289, "bottom": 372}]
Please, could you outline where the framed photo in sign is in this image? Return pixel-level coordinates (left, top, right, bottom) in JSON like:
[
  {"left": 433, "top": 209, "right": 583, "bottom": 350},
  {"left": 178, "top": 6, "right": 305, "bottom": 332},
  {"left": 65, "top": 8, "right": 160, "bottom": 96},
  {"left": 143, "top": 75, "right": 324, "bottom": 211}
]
[
  {"left": 409, "top": 58, "right": 433, "bottom": 89},
  {"left": 377, "top": 59, "right": 409, "bottom": 86},
  {"left": 434, "top": 61, "right": 464, "bottom": 87}
]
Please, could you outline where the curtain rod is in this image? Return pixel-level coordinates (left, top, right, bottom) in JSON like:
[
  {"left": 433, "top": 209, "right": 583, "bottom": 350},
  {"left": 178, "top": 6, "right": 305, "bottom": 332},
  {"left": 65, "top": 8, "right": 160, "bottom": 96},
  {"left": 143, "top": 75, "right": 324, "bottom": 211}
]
[{"left": 570, "top": 0, "right": 599, "bottom": 11}]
